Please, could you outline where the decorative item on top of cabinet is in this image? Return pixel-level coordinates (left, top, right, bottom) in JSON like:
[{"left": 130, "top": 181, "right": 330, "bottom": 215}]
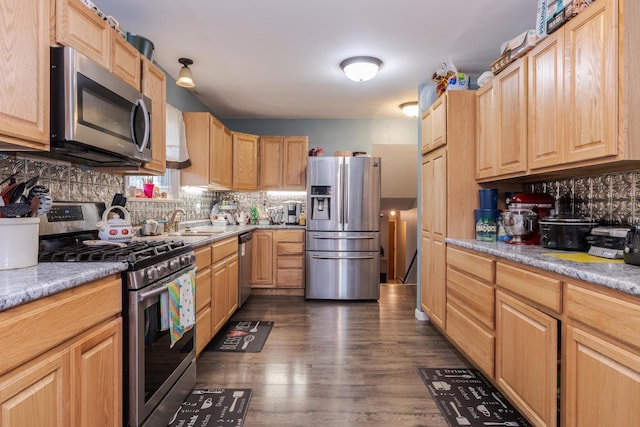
[
  {"left": 232, "top": 132, "right": 259, "bottom": 190},
  {"left": 259, "top": 136, "right": 309, "bottom": 190},
  {"left": 0, "top": 0, "right": 50, "bottom": 151}
]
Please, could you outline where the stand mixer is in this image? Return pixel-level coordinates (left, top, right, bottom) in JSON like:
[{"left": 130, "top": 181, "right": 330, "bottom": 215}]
[{"left": 501, "top": 193, "right": 554, "bottom": 244}]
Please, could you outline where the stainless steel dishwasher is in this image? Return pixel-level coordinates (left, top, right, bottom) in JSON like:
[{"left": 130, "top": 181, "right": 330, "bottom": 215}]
[{"left": 238, "top": 231, "right": 253, "bottom": 307}]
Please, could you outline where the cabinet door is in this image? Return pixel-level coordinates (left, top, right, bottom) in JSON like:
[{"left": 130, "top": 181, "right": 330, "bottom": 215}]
[
  {"left": 251, "top": 231, "right": 274, "bottom": 287},
  {"left": 430, "top": 238, "right": 446, "bottom": 330},
  {"left": 421, "top": 109, "right": 433, "bottom": 154},
  {"left": 209, "top": 117, "right": 227, "bottom": 186},
  {"left": 212, "top": 261, "right": 228, "bottom": 334},
  {"left": 56, "top": 0, "right": 109, "bottom": 68},
  {"left": 226, "top": 255, "right": 239, "bottom": 317},
  {"left": 496, "top": 290, "right": 557, "bottom": 427},
  {"left": 111, "top": 34, "right": 141, "bottom": 90},
  {"left": 432, "top": 150, "right": 447, "bottom": 239},
  {"left": 0, "top": 0, "right": 50, "bottom": 149},
  {"left": 70, "top": 318, "right": 122, "bottom": 427},
  {"left": 221, "top": 128, "right": 233, "bottom": 188},
  {"left": 419, "top": 232, "right": 431, "bottom": 315},
  {"left": 0, "top": 350, "right": 70, "bottom": 427},
  {"left": 564, "top": 325, "right": 640, "bottom": 427},
  {"left": 496, "top": 57, "right": 528, "bottom": 176},
  {"left": 528, "top": 30, "right": 564, "bottom": 170},
  {"left": 232, "top": 132, "right": 259, "bottom": 190},
  {"left": 564, "top": 0, "right": 617, "bottom": 162},
  {"left": 195, "top": 267, "right": 212, "bottom": 355},
  {"left": 259, "top": 136, "right": 283, "bottom": 190},
  {"left": 420, "top": 156, "right": 432, "bottom": 234},
  {"left": 430, "top": 95, "right": 447, "bottom": 150},
  {"left": 181, "top": 113, "right": 211, "bottom": 186},
  {"left": 283, "top": 136, "right": 308, "bottom": 190},
  {"left": 476, "top": 82, "right": 497, "bottom": 179},
  {"left": 139, "top": 58, "right": 166, "bottom": 174}
]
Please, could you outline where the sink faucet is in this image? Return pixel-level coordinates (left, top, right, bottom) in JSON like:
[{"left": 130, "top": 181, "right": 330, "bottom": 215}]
[{"left": 167, "top": 209, "right": 187, "bottom": 233}]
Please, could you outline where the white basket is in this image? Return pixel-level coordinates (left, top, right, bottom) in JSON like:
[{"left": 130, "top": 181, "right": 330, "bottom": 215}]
[{"left": 0, "top": 217, "right": 40, "bottom": 270}]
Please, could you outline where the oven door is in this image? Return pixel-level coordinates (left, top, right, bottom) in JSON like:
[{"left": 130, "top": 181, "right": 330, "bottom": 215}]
[{"left": 128, "top": 267, "right": 196, "bottom": 427}]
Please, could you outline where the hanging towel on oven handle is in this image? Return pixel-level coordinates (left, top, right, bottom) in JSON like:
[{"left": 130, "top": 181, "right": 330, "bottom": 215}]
[{"left": 166, "top": 267, "right": 197, "bottom": 348}]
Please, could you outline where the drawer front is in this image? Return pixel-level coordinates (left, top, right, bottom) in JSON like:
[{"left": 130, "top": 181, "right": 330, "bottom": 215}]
[
  {"left": 496, "top": 262, "right": 562, "bottom": 313},
  {"left": 446, "top": 303, "right": 495, "bottom": 379},
  {"left": 194, "top": 246, "right": 212, "bottom": 270},
  {"left": 567, "top": 282, "right": 640, "bottom": 349},
  {"left": 447, "top": 267, "right": 495, "bottom": 330},
  {"left": 276, "top": 268, "right": 304, "bottom": 288},
  {"left": 195, "top": 268, "right": 212, "bottom": 312},
  {"left": 213, "top": 238, "right": 238, "bottom": 262},
  {"left": 276, "top": 242, "right": 304, "bottom": 256},
  {"left": 275, "top": 229, "right": 304, "bottom": 243},
  {"left": 277, "top": 255, "right": 304, "bottom": 269},
  {"left": 447, "top": 246, "right": 495, "bottom": 283}
]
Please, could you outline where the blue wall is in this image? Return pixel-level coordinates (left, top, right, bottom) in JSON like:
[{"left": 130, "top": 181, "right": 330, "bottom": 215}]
[
  {"left": 159, "top": 63, "right": 216, "bottom": 114},
  {"left": 223, "top": 118, "right": 417, "bottom": 154}
]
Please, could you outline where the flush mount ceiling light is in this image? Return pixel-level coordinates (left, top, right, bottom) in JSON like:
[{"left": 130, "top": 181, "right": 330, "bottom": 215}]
[
  {"left": 340, "top": 56, "right": 383, "bottom": 82},
  {"left": 176, "top": 57, "right": 195, "bottom": 88},
  {"left": 399, "top": 101, "right": 419, "bottom": 117}
]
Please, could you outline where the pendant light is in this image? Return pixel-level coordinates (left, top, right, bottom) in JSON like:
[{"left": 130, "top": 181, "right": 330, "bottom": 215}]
[
  {"left": 340, "top": 56, "right": 383, "bottom": 82},
  {"left": 399, "top": 101, "right": 419, "bottom": 117},
  {"left": 176, "top": 58, "right": 195, "bottom": 88}
]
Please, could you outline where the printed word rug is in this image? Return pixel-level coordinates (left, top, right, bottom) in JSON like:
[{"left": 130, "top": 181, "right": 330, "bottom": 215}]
[
  {"left": 168, "top": 388, "right": 252, "bottom": 427},
  {"left": 418, "top": 368, "right": 533, "bottom": 427},
  {"left": 205, "top": 320, "right": 274, "bottom": 352}
]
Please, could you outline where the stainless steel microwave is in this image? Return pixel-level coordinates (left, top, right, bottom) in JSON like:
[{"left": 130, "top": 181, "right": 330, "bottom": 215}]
[{"left": 48, "top": 47, "right": 152, "bottom": 167}]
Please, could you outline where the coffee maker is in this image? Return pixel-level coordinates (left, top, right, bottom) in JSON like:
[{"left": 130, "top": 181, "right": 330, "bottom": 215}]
[{"left": 285, "top": 201, "right": 302, "bottom": 224}]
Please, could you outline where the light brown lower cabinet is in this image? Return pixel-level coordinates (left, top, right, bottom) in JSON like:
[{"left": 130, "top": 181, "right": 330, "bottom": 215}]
[
  {"left": 0, "top": 275, "right": 122, "bottom": 427},
  {"left": 495, "top": 290, "right": 558, "bottom": 427},
  {"left": 194, "top": 237, "right": 238, "bottom": 356},
  {"left": 445, "top": 245, "right": 640, "bottom": 427},
  {"left": 252, "top": 229, "right": 305, "bottom": 294}
]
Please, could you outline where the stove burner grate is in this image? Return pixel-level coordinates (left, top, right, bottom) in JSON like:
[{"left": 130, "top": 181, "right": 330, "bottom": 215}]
[{"left": 39, "top": 239, "right": 188, "bottom": 264}]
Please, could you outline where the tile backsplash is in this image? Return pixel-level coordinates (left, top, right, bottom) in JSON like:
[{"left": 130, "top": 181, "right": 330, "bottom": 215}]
[
  {"left": 1, "top": 155, "right": 305, "bottom": 226},
  {"left": 526, "top": 170, "right": 640, "bottom": 225}
]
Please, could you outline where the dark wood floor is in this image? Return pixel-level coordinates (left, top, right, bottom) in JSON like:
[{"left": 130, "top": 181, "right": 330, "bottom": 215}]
[{"left": 196, "top": 284, "right": 471, "bottom": 426}]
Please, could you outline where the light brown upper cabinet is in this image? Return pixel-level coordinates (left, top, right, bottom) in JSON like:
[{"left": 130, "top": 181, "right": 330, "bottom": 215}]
[
  {"left": 232, "top": 132, "right": 259, "bottom": 190},
  {"left": 259, "top": 136, "right": 309, "bottom": 190},
  {"left": 55, "top": 0, "right": 141, "bottom": 90},
  {"left": 528, "top": 30, "right": 565, "bottom": 170},
  {"left": 182, "top": 112, "right": 214, "bottom": 186},
  {"left": 0, "top": 0, "right": 50, "bottom": 151},
  {"left": 421, "top": 95, "right": 447, "bottom": 154},
  {"left": 125, "top": 57, "right": 166, "bottom": 175},
  {"left": 475, "top": 81, "right": 497, "bottom": 180},
  {"left": 210, "top": 124, "right": 233, "bottom": 188}
]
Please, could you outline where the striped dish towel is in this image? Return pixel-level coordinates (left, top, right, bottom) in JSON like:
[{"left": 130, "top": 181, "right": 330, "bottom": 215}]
[{"left": 168, "top": 267, "right": 197, "bottom": 347}]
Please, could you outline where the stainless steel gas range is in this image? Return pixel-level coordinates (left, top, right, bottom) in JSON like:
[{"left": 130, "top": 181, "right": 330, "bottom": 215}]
[{"left": 39, "top": 202, "right": 196, "bottom": 427}]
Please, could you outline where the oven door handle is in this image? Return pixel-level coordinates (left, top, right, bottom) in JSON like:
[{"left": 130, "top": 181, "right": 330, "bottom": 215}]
[{"left": 138, "top": 283, "right": 168, "bottom": 302}]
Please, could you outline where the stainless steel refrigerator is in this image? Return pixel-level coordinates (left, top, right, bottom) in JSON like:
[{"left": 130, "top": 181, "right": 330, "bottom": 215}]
[{"left": 305, "top": 156, "right": 381, "bottom": 300}]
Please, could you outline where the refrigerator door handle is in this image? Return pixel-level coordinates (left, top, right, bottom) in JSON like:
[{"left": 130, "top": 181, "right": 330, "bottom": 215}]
[
  {"left": 311, "top": 234, "right": 375, "bottom": 240},
  {"left": 343, "top": 163, "right": 349, "bottom": 226},
  {"left": 338, "top": 161, "right": 344, "bottom": 226},
  {"left": 312, "top": 255, "right": 375, "bottom": 260}
]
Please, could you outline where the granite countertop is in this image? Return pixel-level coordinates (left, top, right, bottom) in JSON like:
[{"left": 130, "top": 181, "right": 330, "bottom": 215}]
[
  {"left": 446, "top": 238, "right": 640, "bottom": 297},
  {"left": 0, "top": 225, "right": 309, "bottom": 312},
  {"left": 0, "top": 262, "right": 128, "bottom": 312}
]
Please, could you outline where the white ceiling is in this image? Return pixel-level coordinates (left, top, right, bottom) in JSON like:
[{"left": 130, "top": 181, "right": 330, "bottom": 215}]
[{"left": 101, "top": 0, "right": 538, "bottom": 120}]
